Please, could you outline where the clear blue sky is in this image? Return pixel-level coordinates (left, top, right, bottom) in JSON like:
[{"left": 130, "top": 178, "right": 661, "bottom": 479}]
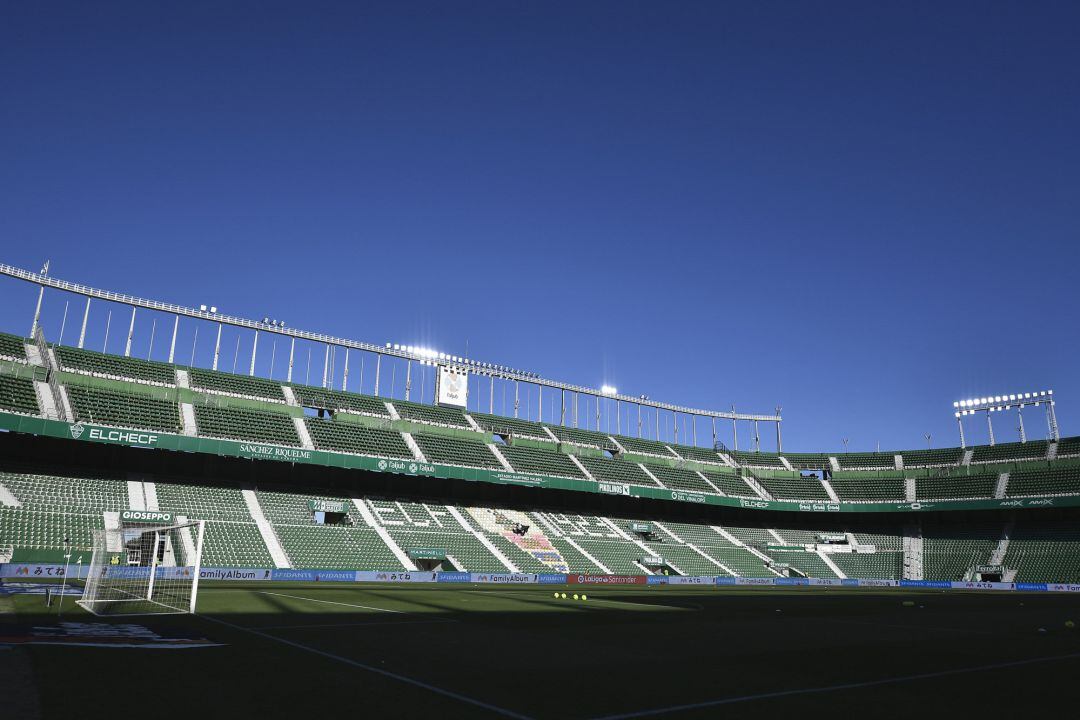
[{"left": 0, "top": 2, "right": 1077, "bottom": 452}]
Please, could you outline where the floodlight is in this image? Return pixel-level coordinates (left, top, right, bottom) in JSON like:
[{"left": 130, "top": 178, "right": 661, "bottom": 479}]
[
  {"left": 601, "top": 385, "right": 617, "bottom": 396},
  {"left": 210, "top": 307, "right": 217, "bottom": 313},
  {"left": 200, "top": 304, "right": 207, "bottom": 311}
]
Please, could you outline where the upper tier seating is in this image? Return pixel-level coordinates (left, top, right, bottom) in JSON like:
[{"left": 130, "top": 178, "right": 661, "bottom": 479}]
[
  {"left": 645, "top": 464, "right": 718, "bottom": 495},
  {"left": 669, "top": 444, "right": 725, "bottom": 465},
  {"left": 0, "top": 374, "right": 39, "bottom": 415},
  {"left": 56, "top": 345, "right": 175, "bottom": 385},
  {"left": 781, "top": 453, "right": 831, "bottom": 470},
  {"left": 0, "top": 332, "right": 27, "bottom": 361},
  {"left": 915, "top": 472, "right": 997, "bottom": 500},
  {"left": 392, "top": 399, "right": 469, "bottom": 428},
  {"left": 501, "top": 443, "right": 587, "bottom": 479},
  {"left": 1056, "top": 437, "right": 1080, "bottom": 458},
  {"left": 190, "top": 368, "right": 286, "bottom": 402},
  {"left": 836, "top": 453, "right": 896, "bottom": 469},
  {"left": 729, "top": 450, "right": 785, "bottom": 468},
  {"left": 304, "top": 417, "right": 412, "bottom": 459},
  {"left": 828, "top": 474, "right": 905, "bottom": 501},
  {"left": 699, "top": 469, "right": 758, "bottom": 497},
  {"left": 67, "top": 385, "right": 180, "bottom": 432},
  {"left": 470, "top": 412, "right": 552, "bottom": 440},
  {"left": 576, "top": 455, "right": 655, "bottom": 486},
  {"left": 1006, "top": 464, "right": 1080, "bottom": 497},
  {"left": 971, "top": 441, "right": 1049, "bottom": 464},
  {"left": 413, "top": 433, "right": 500, "bottom": 469},
  {"left": 900, "top": 447, "right": 963, "bottom": 467},
  {"left": 192, "top": 403, "right": 300, "bottom": 445},
  {"left": 291, "top": 386, "right": 390, "bottom": 417},
  {"left": 545, "top": 425, "right": 616, "bottom": 450},
  {"left": 615, "top": 435, "right": 675, "bottom": 457},
  {"left": 754, "top": 472, "right": 830, "bottom": 500}
]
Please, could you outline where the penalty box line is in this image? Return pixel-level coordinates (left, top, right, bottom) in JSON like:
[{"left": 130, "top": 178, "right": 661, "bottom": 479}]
[
  {"left": 257, "top": 590, "right": 407, "bottom": 614},
  {"left": 588, "top": 651, "right": 1080, "bottom": 720},
  {"left": 198, "top": 614, "right": 533, "bottom": 720}
]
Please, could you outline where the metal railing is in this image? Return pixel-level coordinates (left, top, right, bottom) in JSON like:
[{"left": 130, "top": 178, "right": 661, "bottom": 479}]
[{"left": 0, "top": 262, "right": 781, "bottom": 424}]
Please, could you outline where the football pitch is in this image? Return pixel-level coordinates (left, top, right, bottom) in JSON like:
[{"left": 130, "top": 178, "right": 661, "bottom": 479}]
[{"left": 4, "top": 582, "right": 1080, "bottom": 718}]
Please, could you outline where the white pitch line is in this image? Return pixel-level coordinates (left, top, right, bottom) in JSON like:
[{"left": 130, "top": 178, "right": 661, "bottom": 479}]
[
  {"left": 263, "top": 618, "right": 458, "bottom": 630},
  {"left": 589, "top": 651, "right": 1080, "bottom": 720},
  {"left": 199, "top": 614, "right": 533, "bottom": 720},
  {"left": 258, "top": 591, "right": 405, "bottom": 614}
]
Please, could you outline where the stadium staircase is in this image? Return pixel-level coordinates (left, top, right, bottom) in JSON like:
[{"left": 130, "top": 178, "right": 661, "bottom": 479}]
[
  {"left": 351, "top": 499, "right": 417, "bottom": 570},
  {"left": 180, "top": 402, "right": 198, "bottom": 436},
  {"left": 402, "top": 432, "right": 428, "bottom": 463},
  {"left": 33, "top": 380, "right": 58, "bottom": 419},
  {"left": 292, "top": 417, "right": 315, "bottom": 449},
  {"left": 994, "top": 472, "right": 1010, "bottom": 499},
  {"left": 241, "top": 489, "right": 291, "bottom": 568},
  {"left": 486, "top": 443, "right": 514, "bottom": 472},
  {"left": 820, "top": 477, "right": 841, "bottom": 502},
  {"left": 446, "top": 506, "right": 518, "bottom": 572}
]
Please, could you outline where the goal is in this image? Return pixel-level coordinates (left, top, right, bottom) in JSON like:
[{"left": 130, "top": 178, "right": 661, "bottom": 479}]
[{"left": 78, "top": 519, "right": 205, "bottom": 616}]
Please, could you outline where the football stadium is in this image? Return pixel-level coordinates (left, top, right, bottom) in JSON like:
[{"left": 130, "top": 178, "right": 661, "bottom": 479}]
[
  {"left": 1, "top": 261, "right": 1079, "bottom": 717},
  {"left": 3, "top": 4, "right": 1080, "bottom": 718}
]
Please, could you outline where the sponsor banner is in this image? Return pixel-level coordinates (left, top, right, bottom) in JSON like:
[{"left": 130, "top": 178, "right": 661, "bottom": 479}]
[
  {"left": 1016, "top": 582, "right": 1048, "bottom": 592},
  {"left": 68, "top": 421, "right": 161, "bottom": 448},
  {"left": 309, "top": 499, "right": 347, "bottom": 513},
  {"left": 900, "top": 580, "right": 952, "bottom": 589},
  {"left": 536, "top": 573, "right": 568, "bottom": 584},
  {"left": 1048, "top": 583, "right": 1080, "bottom": 593},
  {"left": 0, "top": 622, "right": 223, "bottom": 649},
  {"left": 101, "top": 566, "right": 193, "bottom": 581},
  {"left": 646, "top": 575, "right": 668, "bottom": 585},
  {"left": 808, "top": 578, "right": 844, "bottom": 587},
  {"left": 5, "top": 411, "right": 1080, "bottom": 516},
  {"left": 436, "top": 366, "right": 468, "bottom": 408},
  {"left": 121, "top": 510, "right": 175, "bottom": 524},
  {"left": 598, "top": 481, "right": 631, "bottom": 496},
  {"left": 271, "top": 569, "right": 355, "bottom": 583},
  {"left": 199, "top": 567, "right": 273, "bottom": 581},
  {"left": 407, "top": 548, "right": 447, "bottom": 560},
  {"left": 796, "top": 501, "right": 842, "bottom": 513},
  {"left": 950, "top": 581, "right": 1015, "bottom": 591},
  {"left": 368, "top": 571, "right": 438, "bottom": 583},
  {"left": 715, "top": 576, "right": 738, "bottom": 585},
  {"left": 774, "top": 578, "right": 810, "bottom": 586},
  {"left": 566, "top": 574, "right": 647, "bottom": 586},
  {"left": 237, "top": 443, "right": 315, "bottom": 462},
  {"left": 855, "top": 579, "right": 898, "bottom": 587},
  {"left": 631, "top": 522, "right": 652, "bottom": 533},
  {"left": 670, "top": 490, "right": 708, "bottom": 504},
  {"left": 470, "top": 573, "right": 534, "bottom": 584},
  {"left": 436, "top": 572, "right": 472, "bottom": 583},
  {"left": 841, "top": 578, "right": 861, "bottom": 587},
  {"left": 0, "top": 563, "right": 88, "bottom": 579},
  {"left": 975, "top": 565, "right": 1005, "bottom": 574},
  {"left": 735, "top": 577, "right": 775, "bottom": 586},
  {"left": 666, "top": 576, "right": 713, "bottom": 585}
]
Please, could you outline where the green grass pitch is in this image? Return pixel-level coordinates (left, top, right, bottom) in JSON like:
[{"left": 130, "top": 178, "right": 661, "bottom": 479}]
[{"left": 3, "top": 581, "right": 1080, "bottom": 718}]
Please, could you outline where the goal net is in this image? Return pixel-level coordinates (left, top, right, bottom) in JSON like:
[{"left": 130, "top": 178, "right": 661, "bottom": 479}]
[{"left": 78, "top": 520, "right": 205, "bottom": 616}]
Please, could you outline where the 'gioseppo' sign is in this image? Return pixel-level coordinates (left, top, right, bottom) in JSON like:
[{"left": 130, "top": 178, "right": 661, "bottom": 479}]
[{"left": 121, "top": 510, "right": 174, "bottom": 524}]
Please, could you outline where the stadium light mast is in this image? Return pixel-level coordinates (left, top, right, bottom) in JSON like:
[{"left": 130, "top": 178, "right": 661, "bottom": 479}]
[
  {"left": 78, "top": 296, "right": 91, "bottom": 349},
  {"left": 953, "top": 391, "right": 1057, "bottom": 445},
  {"left": 28, "top": 259, "right": 48, "bottom": 339},
  {"left": 250, "top": 330, "right": 260, "bottom": 377},
  {"left": 775, "top": 407, "right": 782, "bottom": 452},
  {"left": 731, "top": 407, "right": 738, "bottom": 451},
  {"left": 167, "top": 315, "right": 178, "bottom": 363},
  {"left": 124, "top": 306, "right": 136, "bottom": 357},
  {"left": 287, "top": 337, "right": 295, "bottom": 383},
  {"left": 212, "top": 322, "right": 222, "bottom": 371}
]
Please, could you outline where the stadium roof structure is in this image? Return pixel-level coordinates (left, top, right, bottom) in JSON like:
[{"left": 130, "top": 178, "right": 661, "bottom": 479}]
[{"left": 0, "top": 261, "right": 782, "bottom": 438}]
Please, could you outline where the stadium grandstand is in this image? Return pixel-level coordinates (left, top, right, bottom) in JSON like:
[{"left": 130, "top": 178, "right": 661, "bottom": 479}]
[{"left": 1, "top": 263, "right": 1078, "bottom": 720}]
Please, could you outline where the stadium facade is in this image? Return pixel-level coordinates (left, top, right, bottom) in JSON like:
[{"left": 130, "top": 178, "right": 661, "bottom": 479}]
[{"left": 1, "top": 263, "right": 1078, "bottom": 588}]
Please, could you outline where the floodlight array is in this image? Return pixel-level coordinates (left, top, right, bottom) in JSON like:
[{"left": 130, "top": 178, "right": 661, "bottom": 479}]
[
  {"left": 952, "top": 390, "right": 1053, "bottom": 418},
  {"left": 387, "top": 342, "right": 540, "bottom": 378}
]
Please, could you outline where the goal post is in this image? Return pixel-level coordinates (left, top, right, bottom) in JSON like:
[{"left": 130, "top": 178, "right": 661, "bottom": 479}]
[{"left": 78, "top": 519, "right": 206, "bottom": 616}]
